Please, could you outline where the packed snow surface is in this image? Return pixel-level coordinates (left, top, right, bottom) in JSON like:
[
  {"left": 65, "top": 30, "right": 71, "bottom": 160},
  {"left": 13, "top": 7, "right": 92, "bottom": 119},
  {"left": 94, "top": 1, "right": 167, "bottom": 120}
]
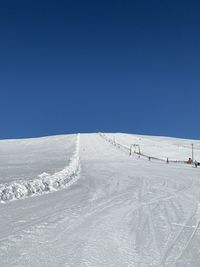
[
  {"left": 0, "top": 133, "right": 200, "bottom": 266},
  {"left": 0, "top": 134, "right": 76, "bottom": 183}
]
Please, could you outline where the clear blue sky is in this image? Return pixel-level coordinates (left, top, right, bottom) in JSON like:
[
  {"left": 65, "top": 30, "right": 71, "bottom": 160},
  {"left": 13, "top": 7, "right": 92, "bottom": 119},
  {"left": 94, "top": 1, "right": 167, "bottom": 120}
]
[{"left": 0, "top": 0, "right": 200, "bottom": 139}]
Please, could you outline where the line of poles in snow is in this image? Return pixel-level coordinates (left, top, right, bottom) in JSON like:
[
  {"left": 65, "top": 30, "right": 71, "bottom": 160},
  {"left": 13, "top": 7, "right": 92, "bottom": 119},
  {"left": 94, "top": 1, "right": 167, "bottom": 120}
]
[{"left": 99, "top": 133, "right": 199, "bottom": 167}]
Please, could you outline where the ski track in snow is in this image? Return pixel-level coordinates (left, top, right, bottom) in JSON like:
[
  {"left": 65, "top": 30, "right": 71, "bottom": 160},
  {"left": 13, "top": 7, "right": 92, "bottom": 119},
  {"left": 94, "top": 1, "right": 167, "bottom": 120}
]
[
  {"left": 0, "top": 134, "right": 80, "bottom": 202},
  {"left": 0, "top": 133, "right": 200, "bottom": 266},
  {"left": 99, "top": 133, "right": 200, "bottom": 266}
]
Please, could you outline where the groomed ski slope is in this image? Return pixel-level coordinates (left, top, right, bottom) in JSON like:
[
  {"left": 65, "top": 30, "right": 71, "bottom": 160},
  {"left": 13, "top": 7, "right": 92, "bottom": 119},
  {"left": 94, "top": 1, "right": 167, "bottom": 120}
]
[{"left": 0, "top": 133, "right": 200, "bottom": 266}]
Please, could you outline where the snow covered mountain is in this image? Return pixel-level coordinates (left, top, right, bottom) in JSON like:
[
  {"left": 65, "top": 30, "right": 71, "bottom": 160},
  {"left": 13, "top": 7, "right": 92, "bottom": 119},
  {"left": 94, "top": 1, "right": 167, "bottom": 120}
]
[{"left": 0, "top": 133, "right": 200, "bottom": 266}]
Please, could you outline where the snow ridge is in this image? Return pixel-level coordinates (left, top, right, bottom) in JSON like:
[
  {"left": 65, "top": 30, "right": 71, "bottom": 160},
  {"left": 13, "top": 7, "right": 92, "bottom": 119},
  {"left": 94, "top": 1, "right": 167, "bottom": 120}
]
[{"left": 0, "top": 134, "right": 80, "bottom": 202}]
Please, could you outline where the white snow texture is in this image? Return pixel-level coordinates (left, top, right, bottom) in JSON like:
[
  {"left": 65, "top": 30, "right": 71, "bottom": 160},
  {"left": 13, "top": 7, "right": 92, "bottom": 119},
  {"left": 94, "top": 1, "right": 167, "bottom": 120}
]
[
  {"left": 0, "top": 134, "right": 80, "bottom": 202},
  {"left": 1, "top": 132, "right": 200, "bottom": 267}
]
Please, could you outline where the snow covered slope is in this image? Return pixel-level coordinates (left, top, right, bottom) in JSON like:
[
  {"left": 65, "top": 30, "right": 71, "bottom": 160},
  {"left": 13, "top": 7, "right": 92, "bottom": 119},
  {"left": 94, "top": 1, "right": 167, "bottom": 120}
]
[
  {"left": 0, "top": 133, "right": 200, "bottom": 266},
  {"left": 0, "top": 134, "right": 76, "bottom": 183},
  {"left": 106, "top": 133, "right": 200, "bottom": 161},
  {"left": 0, "top": 134, "right": 80, "bottom": 201}
]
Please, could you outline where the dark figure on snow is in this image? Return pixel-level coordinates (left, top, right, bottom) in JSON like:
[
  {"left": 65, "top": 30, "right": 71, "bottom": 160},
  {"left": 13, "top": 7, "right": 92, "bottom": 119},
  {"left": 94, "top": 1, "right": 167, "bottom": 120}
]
[{"left": 194, "top": 160, "right": 198, "bottom": 168}]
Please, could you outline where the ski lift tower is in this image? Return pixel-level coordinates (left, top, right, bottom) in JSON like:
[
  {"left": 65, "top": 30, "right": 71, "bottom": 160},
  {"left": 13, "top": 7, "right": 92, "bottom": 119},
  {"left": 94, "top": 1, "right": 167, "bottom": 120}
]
[
  {"left": 129, "top": 144, "right": 141, "bottom": 156},
  {"left": 191, "top": 143, "right": 194, "bottom": 163}
]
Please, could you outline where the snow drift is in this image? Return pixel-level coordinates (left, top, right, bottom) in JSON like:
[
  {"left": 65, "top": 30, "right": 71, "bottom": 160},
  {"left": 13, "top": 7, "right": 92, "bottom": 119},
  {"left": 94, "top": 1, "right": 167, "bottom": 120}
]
[{"left": 0, "top": 134, "right": 80, "bottom": 202}]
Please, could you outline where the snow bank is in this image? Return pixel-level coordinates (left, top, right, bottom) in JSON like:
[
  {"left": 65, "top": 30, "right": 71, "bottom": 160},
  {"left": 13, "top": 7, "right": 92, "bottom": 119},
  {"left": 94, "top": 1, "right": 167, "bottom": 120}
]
[{"left": 0, "top": 134, "right": 80, "bottom": 202}]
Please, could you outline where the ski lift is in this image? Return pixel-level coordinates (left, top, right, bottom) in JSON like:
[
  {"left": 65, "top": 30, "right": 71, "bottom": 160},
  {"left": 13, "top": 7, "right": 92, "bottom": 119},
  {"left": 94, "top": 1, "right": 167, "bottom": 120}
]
[{"left": 129, "top": 144, "right": 141, "bottom": 156}]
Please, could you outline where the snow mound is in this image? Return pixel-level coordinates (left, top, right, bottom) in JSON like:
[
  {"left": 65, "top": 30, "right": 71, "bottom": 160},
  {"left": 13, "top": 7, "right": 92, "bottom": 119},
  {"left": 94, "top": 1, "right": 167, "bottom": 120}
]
[{"left": 0, "top": 134, "right": 80, "bottom": 202}]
